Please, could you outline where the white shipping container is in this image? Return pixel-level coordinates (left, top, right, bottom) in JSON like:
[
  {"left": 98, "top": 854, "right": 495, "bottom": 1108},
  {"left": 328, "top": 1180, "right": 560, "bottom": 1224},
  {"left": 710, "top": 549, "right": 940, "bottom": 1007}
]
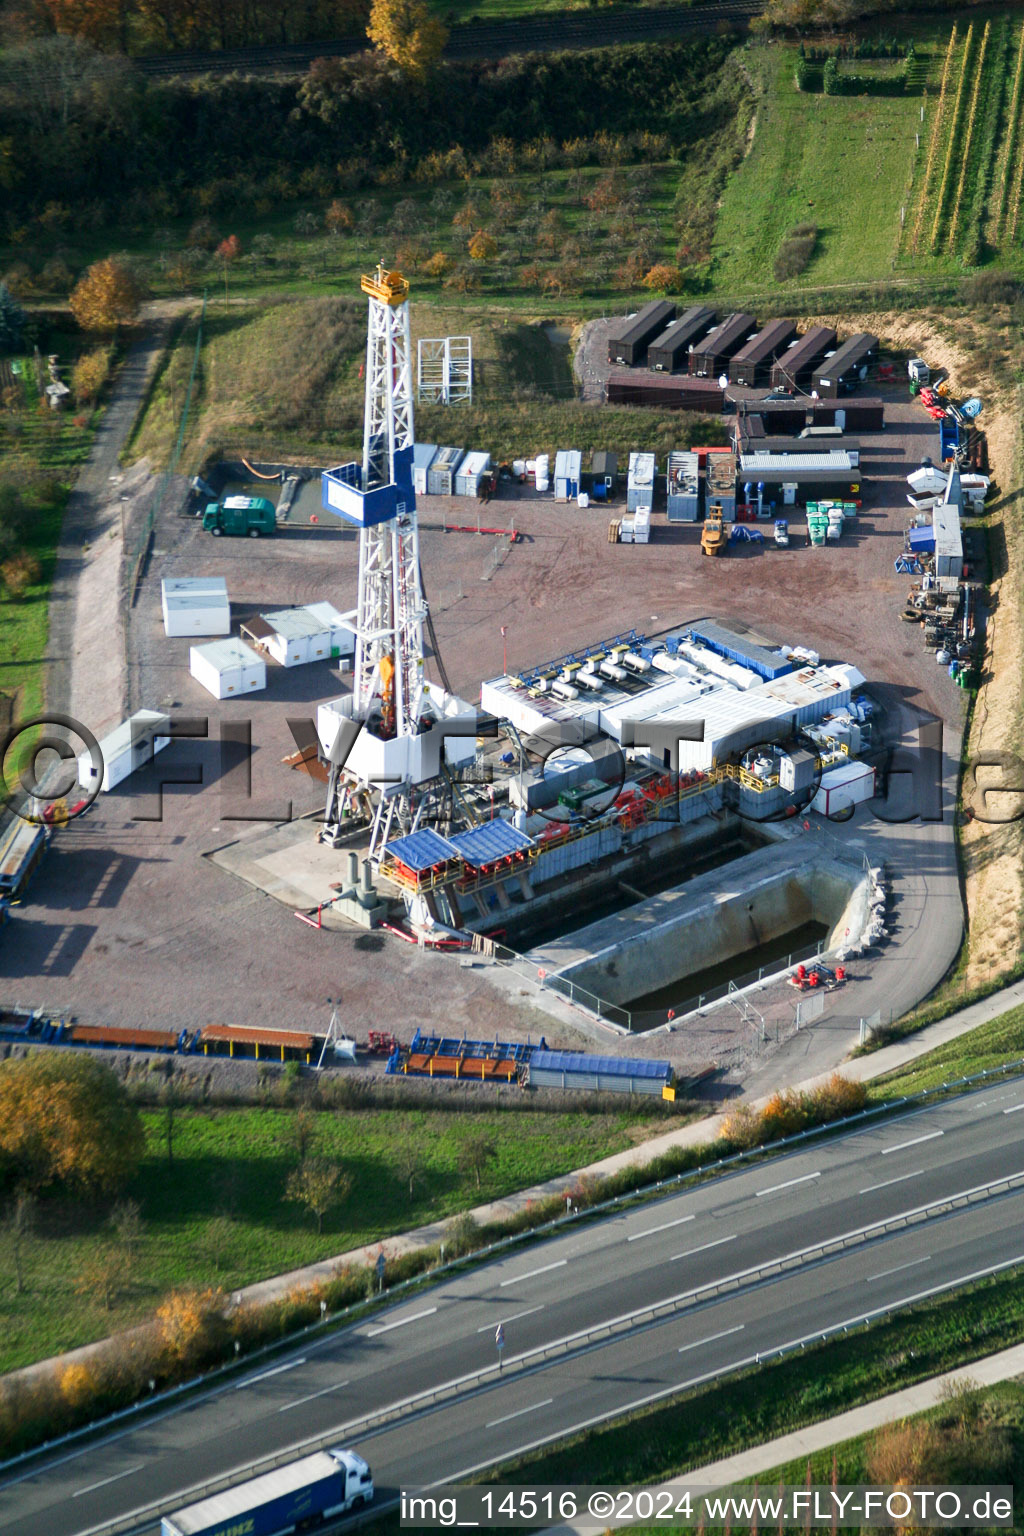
[
  {"left": 810, "top": 761, "right": 876, "bottom": 817},
  {"left": 78, "top": 710, "right": 170, "bottom": 793},
  {"left": 190, "top": 638, "right": 266, "bottom": 699},
  {"left": 161, "top": 577, "right": 230, "bottom": 638}
]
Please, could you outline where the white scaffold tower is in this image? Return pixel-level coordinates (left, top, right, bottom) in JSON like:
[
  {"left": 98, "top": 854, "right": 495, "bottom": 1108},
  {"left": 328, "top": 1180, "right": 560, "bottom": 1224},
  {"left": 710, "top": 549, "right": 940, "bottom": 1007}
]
[{"left": 318, "top": 264, "right": 476, "bottom": 861}]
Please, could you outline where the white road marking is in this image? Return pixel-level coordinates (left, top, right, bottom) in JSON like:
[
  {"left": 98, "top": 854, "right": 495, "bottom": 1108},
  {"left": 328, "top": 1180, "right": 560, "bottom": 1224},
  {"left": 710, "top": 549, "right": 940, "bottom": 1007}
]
[
  {"left": 867, "top": 1255, "right": 932, "bottom": 1283},
  {"left": 859, "top": 1168, "right": 924, "bottom": 1195},
  {"left": 882, "top": 1130, "right": 943, "bottom": 1155},
  {"left": 1004, "top": 1103, "right": 1024, "bottom": 1115},
  {"left": 278, "top": 1379, "right": 350, "bottom": 1412},
  {"left": 365, "top": 1307, "right": 437, "bottom": 1337},
  {"left": 499, "top": 1260, "right": 567, "bottom": 1288},
  {"left": 755, "top": 1171, "right": 820, "bottom": 1197},
  {"left": 678, "top": 1325, "right": 745, "bottom": 1354},
  {"left": 476, "top": 1306, "right": 544, "bottom": 1333},
  {"left": 486, "top": 1398, "right": 553, "bottom": 1429},
  {"left": 73, "top": 1468, "right": 139, "bottom": 1498},
  {"left": 670, "top": 1234, "right": 737, "bottom": 1262},
  {"left": 627, "top": 1213, "right": 695, "bottom": 1242},
  {"left": 234, "top": 1358, "right": 306, "bottom": 1389}
]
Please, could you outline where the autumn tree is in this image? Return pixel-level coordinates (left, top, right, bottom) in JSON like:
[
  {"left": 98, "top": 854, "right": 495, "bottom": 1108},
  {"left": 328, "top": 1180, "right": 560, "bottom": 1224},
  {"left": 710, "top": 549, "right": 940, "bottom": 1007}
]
[
  {"left": 643, "top": 264, "right": 684, "bottom": 294},
  {"left": 75, "top": 1242, "right": 123, "bottom": 1311},
  {"left": 157, "top": 1286, "right": 227, "bottom": 1368},
  {"left": 458, "top": 1133, "right": 497, "bottom": 1190},
  {"left": 0, "top": 1054, "right": 144, "bottom": 1199},
  {"left": 111, "top": 1197, "right": 143, "bottom": 1276},
  {"left": 467, "top": 229, "right": 498, "bottom": 262},
  {"left": 69, "top": 257, "right": 141, "bottom": 333},
  {"left": 325, "top": 199, "right": 354, "bottom": 236},
  {"left": 71, "top": 348, "right": 110, "bottom": 405},
  {"left": 392, "top": 1136, "right": 424, "bottom": 1201},
  {"left": 367, "top": 0, "right": 447, "bottom": 79},
  {"left": 215, "top": 234, "right": 241, "bottom": 300},
  {"left": 286, "top": 1158, "right": 350, "bottom": 1235}
]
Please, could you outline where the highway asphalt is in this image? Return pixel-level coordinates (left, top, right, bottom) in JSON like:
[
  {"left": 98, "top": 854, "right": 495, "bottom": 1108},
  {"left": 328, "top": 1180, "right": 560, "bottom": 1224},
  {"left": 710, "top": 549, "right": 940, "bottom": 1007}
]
[{"left": 4, "top": 1080, "right": 1024, "bottom": 1536}]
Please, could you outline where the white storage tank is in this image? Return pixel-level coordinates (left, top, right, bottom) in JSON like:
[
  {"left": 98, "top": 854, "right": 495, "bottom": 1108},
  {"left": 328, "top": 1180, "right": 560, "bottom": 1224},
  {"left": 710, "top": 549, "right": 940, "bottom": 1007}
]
[
  {"left": 190, "top": 638, "right": 267, "bottom": 699},
  {"left": 161, "top": 576, "right": 230, "bottom": 638},
  {"left": 78, "top": 710, "right": 170, "bottom": 793}
]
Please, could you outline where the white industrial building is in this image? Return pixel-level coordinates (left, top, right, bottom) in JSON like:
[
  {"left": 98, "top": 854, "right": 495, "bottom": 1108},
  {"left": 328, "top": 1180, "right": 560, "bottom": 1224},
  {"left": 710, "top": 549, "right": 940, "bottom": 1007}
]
[
  {"left": 480, "top": 634, "right": 864, "bottom": 774},
  {"left": 78, "top": 710, "right": 170, "bottom": 793},
  {"left": 243, "top": 604, "right": 356, "bottom": 668},
  {"left": 161, "top": 577, "right": 230, "bottom": 638},
  {"left": 190, "top": 638, "right": 267, "bottom": 699}
]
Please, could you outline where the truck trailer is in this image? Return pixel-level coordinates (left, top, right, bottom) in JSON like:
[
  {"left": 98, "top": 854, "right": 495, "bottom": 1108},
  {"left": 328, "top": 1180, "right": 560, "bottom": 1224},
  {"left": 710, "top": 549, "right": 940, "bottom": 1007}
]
[
  {"left": 203, "top": 496, "right": 276, "bottom": 538},
  {"left": 161, "top": 1447, "right": 373, "bottom": 1536}
]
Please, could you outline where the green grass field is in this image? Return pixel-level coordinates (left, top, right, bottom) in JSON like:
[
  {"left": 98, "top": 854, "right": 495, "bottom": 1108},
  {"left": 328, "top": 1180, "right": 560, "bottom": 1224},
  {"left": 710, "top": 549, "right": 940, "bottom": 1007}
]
[
  {"left": 710, "top": 46, "right": 926, "bottom": 293},
  {"left": 0, "top": 1103, "right": 650, "bottom": 1373},
  {"left": 0, "top": 341, "right": 99, "bottom": 727},
  {"left": 131, "top": 296, "right": 731, "bottom": 475}
]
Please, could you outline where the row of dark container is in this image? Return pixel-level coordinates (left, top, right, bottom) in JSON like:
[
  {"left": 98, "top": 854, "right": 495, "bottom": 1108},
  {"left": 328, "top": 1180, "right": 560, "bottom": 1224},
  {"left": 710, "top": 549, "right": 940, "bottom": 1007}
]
[{"left": 607, "top": 300, "right": 878, "bottom": 398}]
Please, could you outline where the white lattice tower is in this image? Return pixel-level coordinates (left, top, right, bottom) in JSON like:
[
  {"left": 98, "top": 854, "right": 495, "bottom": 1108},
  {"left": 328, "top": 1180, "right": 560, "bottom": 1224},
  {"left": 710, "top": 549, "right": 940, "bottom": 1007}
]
[{"left": 354, "top": 264, "right": 425, "bottom": 739}]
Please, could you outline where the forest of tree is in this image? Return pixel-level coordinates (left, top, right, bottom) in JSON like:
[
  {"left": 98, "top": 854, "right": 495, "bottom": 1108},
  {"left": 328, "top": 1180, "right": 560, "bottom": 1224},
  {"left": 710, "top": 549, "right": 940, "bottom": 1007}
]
[
  {"left": 0, "top": 35, "right": 739, "bottom": 229},
  {"left": 0, "top": 0, "right": 370, "bottom": 54}
]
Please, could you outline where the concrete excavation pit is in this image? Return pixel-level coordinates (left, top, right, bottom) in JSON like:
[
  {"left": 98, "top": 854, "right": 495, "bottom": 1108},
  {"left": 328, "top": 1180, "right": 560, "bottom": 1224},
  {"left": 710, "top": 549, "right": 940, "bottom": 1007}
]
[{"left": 528, "top": 835, "right": 869, "bottom": 1031}]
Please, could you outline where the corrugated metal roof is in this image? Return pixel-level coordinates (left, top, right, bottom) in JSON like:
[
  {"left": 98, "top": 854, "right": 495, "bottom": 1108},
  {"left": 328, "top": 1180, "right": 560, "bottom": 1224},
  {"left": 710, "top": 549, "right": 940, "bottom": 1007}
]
[
  {"left": 529, "top": 1050, "right": 672, "bottom": 1081},
  {"left": 448, "top": 820, "right": 534, "bottom": 866},
  {"left": 412, "top": 443, "right": 437, "bottom": 468},
  {"left": 740, "top": 452, "right": 858, "bottom": 473},
  {"left": 386, "top": 828, "right": 458, "bottom": 870}
]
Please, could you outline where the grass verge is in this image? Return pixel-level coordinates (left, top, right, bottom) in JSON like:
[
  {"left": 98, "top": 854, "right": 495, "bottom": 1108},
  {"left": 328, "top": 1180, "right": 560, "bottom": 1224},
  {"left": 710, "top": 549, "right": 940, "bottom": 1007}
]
[
  {"left": 867, "top": 1002, "right": 1024, "bottom": 1102},
  {"left": 0, "top": 1102, "right": 663, "bottom": 1373}
]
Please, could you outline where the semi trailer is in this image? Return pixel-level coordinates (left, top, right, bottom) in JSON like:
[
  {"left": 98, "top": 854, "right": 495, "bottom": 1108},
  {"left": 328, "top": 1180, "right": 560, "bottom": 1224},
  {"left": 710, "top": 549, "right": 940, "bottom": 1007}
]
[{"left": 161, "top": 1447, "right": 373, "bottom": 1536}]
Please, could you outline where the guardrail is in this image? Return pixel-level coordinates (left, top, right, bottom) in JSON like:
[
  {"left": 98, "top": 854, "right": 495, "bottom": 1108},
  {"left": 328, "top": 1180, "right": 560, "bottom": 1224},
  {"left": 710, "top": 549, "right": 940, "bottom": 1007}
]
[
  {"left": 71, "top": 1165, "right": 1024, "bottom": 1536},
  {"left": 6, "top": 1058, "right": 1024, "bottom": 1499}
]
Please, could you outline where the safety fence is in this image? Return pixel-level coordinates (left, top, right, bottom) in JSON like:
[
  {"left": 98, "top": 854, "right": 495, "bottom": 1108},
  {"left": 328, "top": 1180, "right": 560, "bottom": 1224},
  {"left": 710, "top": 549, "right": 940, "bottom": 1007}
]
[{"left": 486, "top": 934, "right": 827, "bottom": 1036}]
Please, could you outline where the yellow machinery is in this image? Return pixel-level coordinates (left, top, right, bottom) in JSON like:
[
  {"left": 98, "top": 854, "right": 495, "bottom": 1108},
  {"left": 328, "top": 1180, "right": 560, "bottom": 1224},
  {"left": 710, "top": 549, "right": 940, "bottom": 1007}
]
[
  {"left": 701, "top": 505, "right": 726, "bottom": 557},
  {"left": 360, "top": 264, "right": 409, "bottom": 306}
]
